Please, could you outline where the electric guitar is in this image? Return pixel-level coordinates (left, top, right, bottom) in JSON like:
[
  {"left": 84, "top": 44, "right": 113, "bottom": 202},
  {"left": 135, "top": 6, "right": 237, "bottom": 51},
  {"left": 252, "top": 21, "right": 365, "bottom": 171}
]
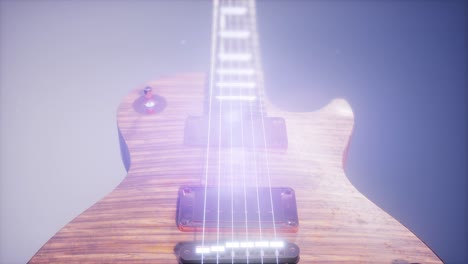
[{"left": 29, "top": 0, "right": 443, "bottom": 263}]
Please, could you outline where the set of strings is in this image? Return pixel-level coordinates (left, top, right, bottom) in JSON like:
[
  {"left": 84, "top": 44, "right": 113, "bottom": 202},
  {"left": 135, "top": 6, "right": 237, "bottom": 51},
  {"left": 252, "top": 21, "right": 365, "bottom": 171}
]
[{"left": 201, "top": 0, "right": 279, "bottom": 262}]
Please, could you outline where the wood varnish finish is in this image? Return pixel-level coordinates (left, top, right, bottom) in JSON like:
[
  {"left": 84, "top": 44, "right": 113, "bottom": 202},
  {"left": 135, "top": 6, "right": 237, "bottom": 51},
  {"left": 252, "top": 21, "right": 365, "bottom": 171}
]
[{"left": 29, "top": 73, "right": 443, "bottom": 263}]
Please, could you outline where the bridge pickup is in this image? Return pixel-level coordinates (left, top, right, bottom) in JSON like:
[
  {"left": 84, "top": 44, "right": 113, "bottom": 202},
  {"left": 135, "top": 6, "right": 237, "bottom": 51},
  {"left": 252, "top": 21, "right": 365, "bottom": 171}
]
[
  {"left": 177, "top": 186, "right": 299, "bottom": 232},
  {"left": 183, "top": 116, "right": 288, "bottom": 148},
  {"left": 176, "top": 241, "right": 300, "bottom": 264}
]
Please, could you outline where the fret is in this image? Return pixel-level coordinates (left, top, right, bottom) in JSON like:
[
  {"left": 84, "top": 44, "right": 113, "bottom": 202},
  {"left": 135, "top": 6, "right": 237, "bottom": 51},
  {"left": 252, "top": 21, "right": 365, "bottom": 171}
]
[
  {"left": 218, "top": 52, "right": 252, "bottom": 62},
  {"left": 216, "top": 82, "right": 256, "bottom": 89},
  {"left": 211, "top": 0, "right": 264, "bottom": 116},
  {"left": 220, "top": 6, "right": 248, "bottom": 16},
  {"left": 216, "top": 68, "right": 255, "bottom": 76},
  {"left": 216, "top": 95, "right": 257, "bottom": 101},
  {"left": 219, "top": 30, "right": 251, "bottom": 39}
]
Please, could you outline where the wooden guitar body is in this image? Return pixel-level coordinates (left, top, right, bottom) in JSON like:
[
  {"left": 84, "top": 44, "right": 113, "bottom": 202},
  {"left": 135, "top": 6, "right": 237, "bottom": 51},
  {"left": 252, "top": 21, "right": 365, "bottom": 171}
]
[{"left": 29, "top": 73, "right": 442, "bottom": 263}]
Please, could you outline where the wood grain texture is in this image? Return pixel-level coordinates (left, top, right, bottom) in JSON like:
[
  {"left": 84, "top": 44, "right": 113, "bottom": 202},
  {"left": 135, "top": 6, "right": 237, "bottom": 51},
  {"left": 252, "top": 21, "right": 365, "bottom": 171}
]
[{"left": 29, "top": 73, "right": 443, "bottom": 263}]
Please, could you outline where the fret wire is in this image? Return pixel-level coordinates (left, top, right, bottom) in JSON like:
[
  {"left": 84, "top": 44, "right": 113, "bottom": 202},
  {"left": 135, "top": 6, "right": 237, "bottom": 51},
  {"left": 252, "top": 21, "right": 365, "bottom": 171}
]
[{"left": 212, "top": 0, "right": 264, "bottom": 113}]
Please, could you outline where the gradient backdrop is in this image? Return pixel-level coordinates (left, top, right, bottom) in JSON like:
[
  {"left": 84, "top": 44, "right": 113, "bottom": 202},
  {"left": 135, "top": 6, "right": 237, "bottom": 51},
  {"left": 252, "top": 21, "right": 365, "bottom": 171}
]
[{"left": 0, "top": 1, "right": 466, "bottom": 263}]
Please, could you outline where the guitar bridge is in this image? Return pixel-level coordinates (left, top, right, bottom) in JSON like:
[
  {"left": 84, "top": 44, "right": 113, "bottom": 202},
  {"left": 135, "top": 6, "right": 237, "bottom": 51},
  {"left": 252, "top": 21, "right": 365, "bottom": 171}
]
[{"left": 176, "top": 241, "right": 300, "bottom": 264}]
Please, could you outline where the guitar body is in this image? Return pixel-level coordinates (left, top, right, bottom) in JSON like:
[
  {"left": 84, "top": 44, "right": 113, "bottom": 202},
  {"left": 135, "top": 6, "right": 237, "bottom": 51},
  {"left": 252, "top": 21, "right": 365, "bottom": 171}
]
[{"left": 29, "top": 73, "right": 442, "bottom": 263}]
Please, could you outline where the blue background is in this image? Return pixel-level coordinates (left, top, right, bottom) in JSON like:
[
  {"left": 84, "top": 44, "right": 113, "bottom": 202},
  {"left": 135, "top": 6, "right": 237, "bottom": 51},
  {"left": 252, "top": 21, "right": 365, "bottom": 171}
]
[{"left": 258, "top": 1, "right": 466, "bottom": 263}]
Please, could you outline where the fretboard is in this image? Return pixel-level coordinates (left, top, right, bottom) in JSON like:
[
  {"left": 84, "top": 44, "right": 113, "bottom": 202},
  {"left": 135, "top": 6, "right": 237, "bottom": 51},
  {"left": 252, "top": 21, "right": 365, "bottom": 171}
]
[{"left": 208, "top": 0, "right": 265, "bottom": 117}]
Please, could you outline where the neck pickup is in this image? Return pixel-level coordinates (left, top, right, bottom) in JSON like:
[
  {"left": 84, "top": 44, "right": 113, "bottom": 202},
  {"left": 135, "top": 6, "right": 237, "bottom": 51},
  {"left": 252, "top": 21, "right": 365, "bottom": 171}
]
[{"left": 183, "top": 116, "right": 288, "bottom": 149}]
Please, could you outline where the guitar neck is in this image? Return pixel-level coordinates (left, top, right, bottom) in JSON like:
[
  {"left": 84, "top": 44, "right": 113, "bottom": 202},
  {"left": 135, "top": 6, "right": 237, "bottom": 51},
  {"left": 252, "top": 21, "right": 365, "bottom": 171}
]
[{"left": 209, "top": 0, "right": 265, "bottom": 116}]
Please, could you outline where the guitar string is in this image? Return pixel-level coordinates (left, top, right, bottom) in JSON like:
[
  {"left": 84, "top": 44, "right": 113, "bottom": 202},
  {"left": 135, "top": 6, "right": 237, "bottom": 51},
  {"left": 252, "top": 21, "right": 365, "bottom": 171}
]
[
  {"left": 246, "top": 1, "right": 263, "bottom": 256},
  {"left": 229, "top": 1, "right": 269, "bottom": 262},
  {"left": 201, "top": 0, "right": 220, "bottom": 263},
  {"left": 248, "top": 0, "right": 280, "bottom": 256},
  {"left": 204, "top": 1, "right": 275, "bottom": 263},
  {"left": 209, "top": 1, "right": 229, "bottom": 262},
  {"left": 220, "top": 0, "right": 253, "bottom": 261},
  {"left": 245, "top": 0, "right": 257, "bottom": 233},
  {"left": 250, "top": 0, "right": 277, "bottom": 250},
  {"left": 227, "top": 0, "right": 236, "bottom": 263},
  {"left": 242, "top": 0, "right": 267, "bottom": 262},
  {"left": 232, "top": 0, "right": 251, "bottom": 262},
  {"left": 216, "top": 1, "right": 232, "bottom": 263},
  {"left": 234, "top": 0, "right": 252, "bottom": 261},
  {"left": 215, "top": 0, "right": 239, "bottom": 261},
  {"left": 220, "top": 1, "right": 249, "bottom": 263},
  {"left": 225, "top": 1, "right": 242, "bottom": 261},
  {"left": 244, "top": 0, "right": 280, "bottom": 262},
  {"left": 216, "top": 0, "right": 226, "bottom": 262}
]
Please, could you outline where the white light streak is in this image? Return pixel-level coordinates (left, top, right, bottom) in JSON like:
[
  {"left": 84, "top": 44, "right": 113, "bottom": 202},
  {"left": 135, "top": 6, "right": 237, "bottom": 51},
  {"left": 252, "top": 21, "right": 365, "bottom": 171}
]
[
  {"left": 195, "top": 241, "right": 285, "bottom": 254},
  {"left": 216, "top": 82, "right": 256, "bottom": 89},
  {"left": 216, "top": 95, "right": 257, "bottom": 101},
  {"left": 255, "top": 241, "right": 269, "bottom": 248},
  {"left": 240, "top": 241, "right": 255, "bottom": 248},
  {"left": 144, "top": 101, "right": 155, "bottom": 108},
  {"left": 218, "top": 53, "right": 252, "bottom": 62},
  {"left": 269, "top": 241, "right": 285, "bottom": 248},
  {"left": 210, "top": 245, "right": 225, "bottom": 252},
  {"left": 195, "top": 246, "right": 211, "bottom": 254},
  {"left": 220, "top": 6, "right": 248, "bottom": 15},
  {"left": 219, "top": 30, "right": 251, "bottom": 39},
  {"left": 225, "top": 242, "right": 240, "bottom": 248},
  {"left": 216, "top": 68, "right": 255, "bottom": 76}
]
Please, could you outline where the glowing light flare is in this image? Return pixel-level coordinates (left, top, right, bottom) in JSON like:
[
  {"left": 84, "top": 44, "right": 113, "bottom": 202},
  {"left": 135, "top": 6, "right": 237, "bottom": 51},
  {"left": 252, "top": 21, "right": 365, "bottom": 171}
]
[
  {"left": 334, "top": 98, "right": 354, "bottom": 117},
  {"left": 255, "top": 241, "right": 269, "bottom": 248},
  {"left": 220, "top": 6, "right": 248, "bottom": 15},
  {"left": 216, "top": 68, "right": 255, "bottom": 76},
  {"left": 270, "top": 241, "right": 285, "bottom": 248},
  {"left": 195, "top": 241, "right": 285, "bottom": 254},
  {"left": 144, "top": 100, "right": 155, "bottom": 108},
  {"left": 219, "top": 30, "right": 251, "bottom": 39},
  {"left": 216, "top": 95, "right": 257, "bottom": 101},
  {"left": 210, "top": 245, "right": 225, "bottom": 252},
  {"left": 240, "top": 242, "right": 255, "bottom": 248},
  {"left": 218, "top": 53, "right": 252, "bottom": 62},
  {"left": 216, "top": 82, "right": 256, "bottom": 89},
  {"left": 225, "top": 242, "right": 240, "bottom": 248},
  {"left": 195, "top": 247, "right": 210, "bottom": 254}
]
